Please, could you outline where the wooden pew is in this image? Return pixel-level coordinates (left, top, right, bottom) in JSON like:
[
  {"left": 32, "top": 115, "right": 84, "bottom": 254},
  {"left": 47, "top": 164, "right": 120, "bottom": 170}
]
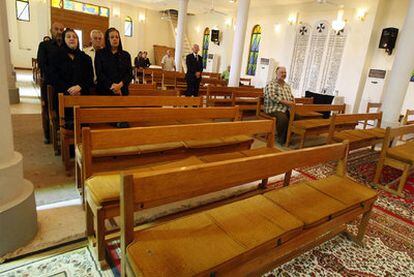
[
  {"left": 374, "top": 124, "right": 414, "bottom": 196},
  {"left": 130, "top": 89, "right": 179, "bottom": 96},
  {"left": 84, "top": 119, "right": 276, "bottom": 267},
  {"left": 206, "top": 86, "right": 234, "bottom": 107},
  {"left": 176, "top": 72, "right": 187, "bottom": 94},
  {"left": 400, "top": 109, "right": 414, "bottom": 141},
  {"left": 202, "top": 72, "right": 220, "bottom": 79},
  {"left": 119, "top": 141, "right": 377, "bottom": 276},
  {"left": 363, "top": 102, "right": 382, "bottom": 129},
  {"left": 162, "top": 71, "right": 177, "bottom": 89},
  {"left": 295, "top": 97, "right": 314, "bottom": 104},
  {"left": 285, "top": 104, "right": 346, "bottom": 148},
  {"left": 327, "top": 112, "right": 385, "bottom": 150},
  {"left": 59, "top": 95, "right": 202, "bottom": 173},
  {"left": 128, "top": 83, "right": 156, "bottom": 93},
  {"left": 232, "top": 91, "right": 262, "bottom": 118}
]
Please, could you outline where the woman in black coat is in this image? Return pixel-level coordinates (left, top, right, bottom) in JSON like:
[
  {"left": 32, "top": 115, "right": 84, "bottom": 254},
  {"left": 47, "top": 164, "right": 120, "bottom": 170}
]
[
  {"left": 48, "top": 28, "right": 94, "bottom": 128},
  {"left": 95, "top": 27, "right": 132, "bottom": 95}
]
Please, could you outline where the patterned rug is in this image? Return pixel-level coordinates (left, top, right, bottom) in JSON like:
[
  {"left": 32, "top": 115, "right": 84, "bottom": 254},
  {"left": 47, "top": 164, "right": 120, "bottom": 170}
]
[
  {"left": 0, "top": 245, "right": 112, "bottom": 277},
  {"left": 106, "top": 148, "right": 414, "bottom": 276}
]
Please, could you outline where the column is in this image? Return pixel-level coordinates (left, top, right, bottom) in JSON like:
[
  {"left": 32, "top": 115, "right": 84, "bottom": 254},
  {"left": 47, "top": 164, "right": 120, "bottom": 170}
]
[
  {"left": 0, "top": 0, "right": 37, "bottom": 256},
  {"left": 174, "top": 0, "right": 188, "bottom": 72},
  {"left": 381, "top": 0, "right": 414, "bottom": 127},
  {"left": 228, "top": 0, "right": 251, "bottom": 87},
  {"left": 2, "top": 0, "right": 19, "bottom": 104}
]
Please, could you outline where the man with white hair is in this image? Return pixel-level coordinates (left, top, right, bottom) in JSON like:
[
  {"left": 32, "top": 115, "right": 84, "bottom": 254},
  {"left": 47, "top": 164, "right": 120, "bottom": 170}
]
[
  {"left": 84, "top": 29, "right": 104, "bottom": 83},
  {"left": 161, "top": 49, "right": 176, "bottom": 71},
  {"left": 185, "top": 44, "right": 203, "bottom": 96}
]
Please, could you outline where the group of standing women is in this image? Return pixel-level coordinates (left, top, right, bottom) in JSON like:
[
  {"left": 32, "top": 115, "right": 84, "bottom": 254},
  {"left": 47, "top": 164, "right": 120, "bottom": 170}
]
[{"left": 48, "top": 27, "right": 132, "bottom": 99}]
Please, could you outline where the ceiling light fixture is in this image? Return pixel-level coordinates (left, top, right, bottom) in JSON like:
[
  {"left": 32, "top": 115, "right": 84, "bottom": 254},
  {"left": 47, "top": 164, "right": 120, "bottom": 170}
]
[
  {"left": 288, "top": 13, "right": 298, "bottom": 25},
  {"left": 332, "top": 9, "right": 345, "bottom": 32},
  {"left": 356, "top": 7, "right": 367, "bottom": 21}
]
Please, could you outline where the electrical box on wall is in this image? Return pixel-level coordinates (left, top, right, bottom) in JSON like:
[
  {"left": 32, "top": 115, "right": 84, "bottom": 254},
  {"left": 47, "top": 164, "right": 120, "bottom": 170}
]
[
  {"left": 205, "top": 53, "right": 220, "bottom": 73},
  {"left": 253, "top": 58, "right": 277, "bottom": 88}
]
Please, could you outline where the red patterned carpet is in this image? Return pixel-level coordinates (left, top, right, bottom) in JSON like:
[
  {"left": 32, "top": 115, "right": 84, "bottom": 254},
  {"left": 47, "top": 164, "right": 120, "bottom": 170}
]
[{"left": 107, "top": 149, "right": 414, "bottom": 276}]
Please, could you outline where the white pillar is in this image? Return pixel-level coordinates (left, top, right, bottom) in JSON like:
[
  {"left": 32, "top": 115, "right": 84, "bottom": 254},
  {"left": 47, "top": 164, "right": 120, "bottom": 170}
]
[
  {"left": 228, "top": 0, "right": 250, "bottom": 87},
  {"left": 381, "top": 0, "right": 414, "bottom": 127},
  {"left": 175, "top": 0, "right": 188, "bottom": 72},
  {"left": 0, "top": 0, "right": 37, "bottom": 256},
  {"left": 2, "top": 0, "right": 19, "bottom": 104}
]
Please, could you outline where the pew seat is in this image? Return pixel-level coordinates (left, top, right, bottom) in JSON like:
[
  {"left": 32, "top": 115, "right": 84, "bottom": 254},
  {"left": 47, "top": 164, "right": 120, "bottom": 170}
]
[
  {"left": 292, "top": 119, "right": 330, "bottom": 129},
  {"left": 86, "top": 156, "right": 204, "bottom": 205},
  {"left": 123, "top": 166, "right": 377, "bottom": 276},
  {"left": 386, "top": 142, "right": 414, "bottom": 165},
  {"left": 127, "top": 195, "right": 303, "bottom": 276},
  {"left": 332, "top": 129, "right": 384, "bottom": 145}
]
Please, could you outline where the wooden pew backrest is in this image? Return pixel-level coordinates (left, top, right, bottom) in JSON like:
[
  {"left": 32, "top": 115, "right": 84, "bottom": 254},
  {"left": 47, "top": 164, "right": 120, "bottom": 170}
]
[
  {"left": 295, "top": 97, "right": 314, "bottom": 104},
  {"left": 403, "top": 109, "right": 414, "bottom": 125},
  {"left": 74, "top": 107, "right": 241, "bottom": 144},
  {"left": 327, "top": 112, "right": 382, "bottom": 144}
]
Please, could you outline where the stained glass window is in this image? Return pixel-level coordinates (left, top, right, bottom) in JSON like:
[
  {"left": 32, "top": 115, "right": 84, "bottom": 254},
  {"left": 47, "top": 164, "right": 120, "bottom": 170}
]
[
  {"left": 125, "top": 16, "right": 133, "bottom": 37},
  {"left": 16, "top": 0, "right": 30, "bottom": 21},
  {"left": 202, "top": 28, "right": 210, "bottom": 69},
  {"left": 52, "top": 0, "right": 109, "bottom": 17},
  {"left": 246, "top": 25, "right": 262, "bottom": 76}
]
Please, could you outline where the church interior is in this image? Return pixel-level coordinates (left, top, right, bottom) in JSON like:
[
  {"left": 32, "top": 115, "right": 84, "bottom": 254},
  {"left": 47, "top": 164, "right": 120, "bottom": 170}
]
[{"left": 1, "top": 0, "right": 413, "bottom": 276}]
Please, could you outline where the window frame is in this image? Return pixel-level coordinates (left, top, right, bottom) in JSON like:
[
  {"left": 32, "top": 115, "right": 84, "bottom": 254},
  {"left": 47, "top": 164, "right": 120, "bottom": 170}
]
[
  {"left": 202, "top": 27, "right": 210, "bottom": 69},
  {"left": 246, "top": 24, "right": 262, "bottom": 76},
  {"left": 16, "top": 0, "right": 30, "bottom": 22},
  {"left": 124, "top": 16, "right": 133, "bottom": 37}
]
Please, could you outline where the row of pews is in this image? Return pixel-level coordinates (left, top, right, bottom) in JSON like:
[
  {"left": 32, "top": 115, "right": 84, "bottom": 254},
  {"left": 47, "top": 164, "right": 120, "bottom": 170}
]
[{"left": 41, "top": 81, "right": 414, "bottom": 275}]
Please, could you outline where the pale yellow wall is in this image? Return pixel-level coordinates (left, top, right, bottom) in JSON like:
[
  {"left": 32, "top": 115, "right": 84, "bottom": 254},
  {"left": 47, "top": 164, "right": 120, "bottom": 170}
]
[{"left": 5, "top": 0, "right": 174, "bottom": 68}]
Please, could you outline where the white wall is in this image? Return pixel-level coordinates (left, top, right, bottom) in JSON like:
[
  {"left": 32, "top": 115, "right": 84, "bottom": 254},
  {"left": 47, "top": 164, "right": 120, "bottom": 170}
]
[
  {"left": 5, "top": 0, "right": 174, "bottom": 68},
  {"left": 187, "top": 13, "right": 235, "bottom": 73}
]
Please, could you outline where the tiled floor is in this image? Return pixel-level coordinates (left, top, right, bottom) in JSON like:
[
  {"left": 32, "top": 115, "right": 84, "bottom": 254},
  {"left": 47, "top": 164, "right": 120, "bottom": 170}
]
[{"left": 11, "top": 70, "right": 41, "bottom": 115}]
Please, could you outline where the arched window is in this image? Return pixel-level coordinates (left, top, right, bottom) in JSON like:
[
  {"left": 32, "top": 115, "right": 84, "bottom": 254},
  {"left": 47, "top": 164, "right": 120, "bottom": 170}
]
[
  {"left": 246, "top": 25, "right": 262, "bottom": 76},
  {"left": 16, "top": 0, "right": 30, "bottom": 21},
  {"left": 125, "top": 16, "right": 133, "bottom": 37},
  {"left": 202, "top": 28, "right": 210, "bottom": 69}
]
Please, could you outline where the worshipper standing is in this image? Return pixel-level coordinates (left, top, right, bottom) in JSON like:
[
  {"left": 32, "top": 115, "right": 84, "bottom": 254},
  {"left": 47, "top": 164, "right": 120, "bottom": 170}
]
[
  {"left": 221, "top": 65, "right": 231, "bottom": 83},
  {"left": 185, "top": 44, "right": 203, "bottom": 97},
  {"left": 36, "top": 22, "right": 64, "bottom": 144},
  {"left": 84, "top": 30, "right": 104, "bottom": 85},
  {"left": 95, "top": 27, "right": 132, "bottom": 96},
  {"left": 263, "top": 66, "right": 295, "bottom": 145},
  {"left": 137, "top": 51, "right": 151, "bottom": 68},
  {"left": 161, "top": 49, "right": 176, "bottom": 71},
  {"left": 47, "top": 28, "right": 94, "bottom": 129},
  {"left": 134, "top": 51, "right": 142, "bottom": 68}
]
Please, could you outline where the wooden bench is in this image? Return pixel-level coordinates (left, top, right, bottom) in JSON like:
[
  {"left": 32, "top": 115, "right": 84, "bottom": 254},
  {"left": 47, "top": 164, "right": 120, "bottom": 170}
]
[
  {"left": 295, "top": 97, "right": 314, "bottom": 104},
  {"left": 202, "top": 72, "right": 221, "bottom": 79},
  {"left": 119, "top": 142, "right": 377, "bottom": 276},
  {"left": 374, "top": 124, "right": 414, "bottom": 196},
  {"left": 400, "top": 109, "right": 414, "bottom": 141},
  {"left": 162, "top": 71, "right": 177, "bottom": 89},
  {"left": 286, "top": 104, "right": 346, "bottom": 148},
  {"left": 232, "top": 91, "right": 262, "bottom": 118},
  {"left": 84, "top": 119, "right": 276, "bottom": 267},
  {"left": 128, "top": 83, "right": 156, "bottom": 95},
  {"left": 362, "top": 102, "right": 382, "bottom": 129},
  {"left": 59, "top": 95, "right": 202, "bottom": 173},
  {"left": 327, "top": 112, "right": 385, "bottom": 151}
]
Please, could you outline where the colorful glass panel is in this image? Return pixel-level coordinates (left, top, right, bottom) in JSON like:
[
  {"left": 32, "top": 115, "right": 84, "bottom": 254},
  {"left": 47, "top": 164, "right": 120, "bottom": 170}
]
[
  {"left": 51, "top": 0, "right": 62, "bottom": 8},
  {"left": 246, "top": 25, "right": 261, "bottom": 76},
  {"left": 202, "top": 28, "right": 210, "bottom": 69}
]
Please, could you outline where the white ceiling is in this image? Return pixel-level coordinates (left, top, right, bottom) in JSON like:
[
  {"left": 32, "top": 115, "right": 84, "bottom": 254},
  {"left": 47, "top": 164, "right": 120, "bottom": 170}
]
[{"left": 116, "top": 0, "right": 357, "bottom": 15}]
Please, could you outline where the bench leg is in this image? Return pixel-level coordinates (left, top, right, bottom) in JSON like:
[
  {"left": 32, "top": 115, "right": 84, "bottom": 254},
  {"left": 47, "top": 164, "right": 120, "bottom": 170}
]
[
  {"left": 95, "top": 209, "right": 108, "bottom": 269},
  {"left": 344, "top": 207, "right": 372, "bottom": 247},
  {"left": 258, "top": 178, "right": 268, "bottom": 189},
  {"left": 86, "top": 201, "right": 94, "bottom": 238},
  {"left": 62, "top": 140, "right": 71, "bottom": 175},
  {"left": 299, "top": 134, "right": 305, "bottom": 149},
  {"left": 285, "top": 131, "right": 291, "bottom": 147},
  {"left": 396, "top": 164, "right": 410, "bottom": 196},
  {"left": 283, "top": 170, "right": 292, "bottom": 186}
]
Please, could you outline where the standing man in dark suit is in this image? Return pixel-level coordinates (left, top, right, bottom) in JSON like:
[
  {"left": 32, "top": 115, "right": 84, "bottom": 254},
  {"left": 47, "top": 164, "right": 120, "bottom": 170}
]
[
  {"left": 185, "top": 44, "right": 203, "bottom": 97},
  {"left": 36, "top": 22, "right": 64, "bottom": 144}
]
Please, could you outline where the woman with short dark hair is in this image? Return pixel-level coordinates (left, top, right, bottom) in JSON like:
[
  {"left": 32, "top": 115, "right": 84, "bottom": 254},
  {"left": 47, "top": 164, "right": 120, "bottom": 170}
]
[{"left": 95, "top": 27, "right": 132, "bottom": 95}]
